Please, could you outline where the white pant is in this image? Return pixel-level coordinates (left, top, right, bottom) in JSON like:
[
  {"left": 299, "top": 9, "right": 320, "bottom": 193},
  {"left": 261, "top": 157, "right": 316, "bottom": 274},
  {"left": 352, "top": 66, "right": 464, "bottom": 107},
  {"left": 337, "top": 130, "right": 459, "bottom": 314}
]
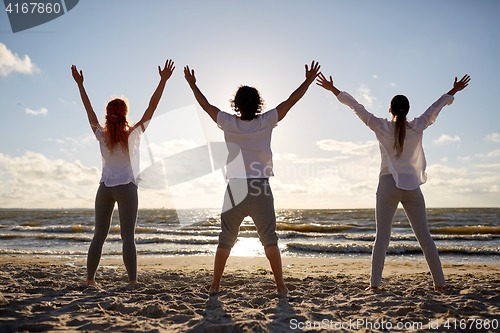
[{"left": 370, "top": 175, "right": 445, "bottom": 287}]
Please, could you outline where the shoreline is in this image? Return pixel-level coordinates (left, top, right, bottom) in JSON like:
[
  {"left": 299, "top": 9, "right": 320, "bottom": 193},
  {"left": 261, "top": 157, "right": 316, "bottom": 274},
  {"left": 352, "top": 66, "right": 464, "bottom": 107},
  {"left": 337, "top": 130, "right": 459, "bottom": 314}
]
[{"left": 2, "top": 254, "right": 499, "bottom": 278}]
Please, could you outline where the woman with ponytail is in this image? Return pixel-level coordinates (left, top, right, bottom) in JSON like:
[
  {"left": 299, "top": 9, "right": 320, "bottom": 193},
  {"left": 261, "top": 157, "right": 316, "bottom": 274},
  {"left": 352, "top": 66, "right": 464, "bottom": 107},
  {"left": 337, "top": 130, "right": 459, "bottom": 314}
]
[
  {"left": 317, "top": 73, "right": 470, "bottom": 292},
  {"left": 72, "top": 60, "right": 175, "bottom": 286}
]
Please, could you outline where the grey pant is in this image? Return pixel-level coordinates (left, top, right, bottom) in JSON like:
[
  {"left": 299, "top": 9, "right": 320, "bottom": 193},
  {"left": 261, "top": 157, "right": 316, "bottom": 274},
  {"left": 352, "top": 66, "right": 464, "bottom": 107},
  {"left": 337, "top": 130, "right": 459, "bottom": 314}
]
[
  {"left": 87, "top": 182, "right": 138, "bottom": 282},
  {"left": 371, "top": 175, "right": 445, "bottom": 287},
  {"left": 218, "top": 178, "right": 279, "bottom": 250}
]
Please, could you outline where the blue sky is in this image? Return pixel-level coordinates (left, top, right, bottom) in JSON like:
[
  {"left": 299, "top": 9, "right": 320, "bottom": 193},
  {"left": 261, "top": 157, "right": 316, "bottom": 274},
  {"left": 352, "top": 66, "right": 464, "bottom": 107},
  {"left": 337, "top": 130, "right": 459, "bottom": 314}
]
[{"left": 0, "top": 0, "right": 499, "bottom": 209}]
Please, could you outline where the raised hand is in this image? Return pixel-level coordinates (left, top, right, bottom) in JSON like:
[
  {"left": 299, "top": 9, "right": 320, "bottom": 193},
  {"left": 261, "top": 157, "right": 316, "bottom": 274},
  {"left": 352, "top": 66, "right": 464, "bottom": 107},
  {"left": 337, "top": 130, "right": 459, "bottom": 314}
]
[
  {"left": 159, "top": 59, "right": 175, "bottom": 81},
  {"left": 316, "top": 72, "right": 333, "bottom": 90},
  {"left": 71, "top": 65, "right": 84, "bottom": 85},
  {"left": 275, "top": 60, "right": 321, "bottom": 121},
  {"left": 451, "top": 74, "right": 471, "bottom": 94},
  {"left": 184, "top": 65, "right": 196, "bottom": 86},
  {"left": 305, "top": 60, "right": 321, "bottom": 82},
  {"left": 316, "top": 72, "right": 340, "bottom": 96},
  {"left": 71, "top": 65, "right": 99, "bottom": 131}
]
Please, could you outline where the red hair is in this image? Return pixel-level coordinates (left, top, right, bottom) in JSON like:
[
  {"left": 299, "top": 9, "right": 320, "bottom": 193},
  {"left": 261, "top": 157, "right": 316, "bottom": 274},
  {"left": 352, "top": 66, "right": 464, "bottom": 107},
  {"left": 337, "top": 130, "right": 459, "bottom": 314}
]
[{"left": 104, "top": 98, "right": 130, "bottom": 154}]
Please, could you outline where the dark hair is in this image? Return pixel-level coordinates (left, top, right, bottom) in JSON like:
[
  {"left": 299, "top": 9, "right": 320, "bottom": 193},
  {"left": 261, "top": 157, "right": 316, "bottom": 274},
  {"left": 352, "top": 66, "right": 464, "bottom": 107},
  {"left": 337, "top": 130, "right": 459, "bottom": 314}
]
[
  {"left": 104, "top": 97, "right": 130, "bottom": 154},
  {"left": 390, "top": 95, "right": 410, "bottom": 158},
  {"left": 230, "top": 85, "right": 264, "bottom": 120}
]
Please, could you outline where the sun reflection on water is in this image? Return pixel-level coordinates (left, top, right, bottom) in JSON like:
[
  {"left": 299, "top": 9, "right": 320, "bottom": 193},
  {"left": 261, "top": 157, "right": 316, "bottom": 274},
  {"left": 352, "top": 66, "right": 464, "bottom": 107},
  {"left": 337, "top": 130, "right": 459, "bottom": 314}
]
[{"left": 231, "top": 237, "right": 264, "bottom": 257}]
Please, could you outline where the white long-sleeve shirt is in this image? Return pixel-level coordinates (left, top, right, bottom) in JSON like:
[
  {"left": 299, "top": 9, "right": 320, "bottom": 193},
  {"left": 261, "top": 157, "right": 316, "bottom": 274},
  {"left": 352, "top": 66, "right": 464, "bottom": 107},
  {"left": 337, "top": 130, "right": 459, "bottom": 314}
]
[{"left": 337, "top": 92, "right": 454, "bottom": 190}]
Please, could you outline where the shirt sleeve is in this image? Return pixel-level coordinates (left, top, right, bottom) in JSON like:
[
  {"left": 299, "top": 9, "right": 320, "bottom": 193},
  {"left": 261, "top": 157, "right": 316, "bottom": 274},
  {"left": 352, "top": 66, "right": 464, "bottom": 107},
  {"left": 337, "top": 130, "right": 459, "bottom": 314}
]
[
  {"left": 337, "top": 91, "right": 383, "bottom": 131},
  {"left": 262, "top": 109, "right": 278, "bottom": 128},
  {"left": 94, "top": 126, "right": 103, "bottom": 140},
  {"left": 412, "top": 94, "right": 454, "bottom": 132},
  {"left": 217, "top": 110, "right": 231, "bottom": 129},
  {"left": 128, "top": 125, "right": 144, "bottom": 145}
]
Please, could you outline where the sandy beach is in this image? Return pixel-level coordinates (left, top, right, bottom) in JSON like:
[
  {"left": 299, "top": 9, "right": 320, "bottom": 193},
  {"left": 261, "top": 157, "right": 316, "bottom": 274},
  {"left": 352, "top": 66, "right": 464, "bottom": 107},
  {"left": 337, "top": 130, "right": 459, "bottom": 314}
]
[{"left": 1, "top": 255, "right": 499, "bottom": 332}]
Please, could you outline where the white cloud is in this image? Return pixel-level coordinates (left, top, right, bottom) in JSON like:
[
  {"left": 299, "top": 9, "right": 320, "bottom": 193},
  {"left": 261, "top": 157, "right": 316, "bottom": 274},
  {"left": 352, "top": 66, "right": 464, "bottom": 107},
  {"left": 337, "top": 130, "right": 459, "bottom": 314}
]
[
  {"left": 316, "top": 139, "right": 378, "bottom": 156},
  {"left": 423, "top": 162, "right": 500, "bottom": 207},
  {"left": 476, "top": 149, "right": 500, "bottom": 158},
  {"left": 274, "top": 152, "right": 349, "bottom": 164},
  {"left": 475, "top": 163, "right": 500, "bottom": 169},
  {"left": 457, "top": 156, "right": 472, "bottom": 161},
  {"left": 482, "top": 185, "right": 500, "bottom": 193},
  {"left": 355, "top": 85, "right": 376, "bottom": 108},
  {"left": 390, "top": 82, "right": 396, "bottom": 87},
  {"left": 373, "top": 75, "right": 378, "bottom": 79},
  {"left": 0, "top": 152, "right": 99, "bottom": 185},
  {"left": 486, "top": 149, "right": 500, "bottom": 157},
  {"left": 274, "top": 152, "right": 300, "bottom": 161},
  {"left": 25, "top": 107, "right": 47, "bottom": 116},
  {"left": 485, "top": 133, "right": 500, "bottom": 143},
  {"left": 0, "top": 152, "right": 100, "bottom": 208},
  {"left": 427, "top": 164, "right": 468, "bottom": 178},
  {"left": 142, "top": 139, "right": 200, "bottom": 164},
  {"left": 433, "top": 134, "right": 461, "bottom": 145},
  {"left": 55, "top": 133, "right": 97, "bottom": 156},
  {"left": 58, "top": 133, "right": 95, "bottom": 146},
  {"left": 0, "top": 43, "right": 39, "bottom": 77}
]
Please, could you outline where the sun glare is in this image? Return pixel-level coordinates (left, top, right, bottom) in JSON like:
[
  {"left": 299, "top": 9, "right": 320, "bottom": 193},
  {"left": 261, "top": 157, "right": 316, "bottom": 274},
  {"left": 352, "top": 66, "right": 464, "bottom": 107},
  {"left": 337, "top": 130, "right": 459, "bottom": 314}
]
[{"left": 230, "top": 237, "right": 264, "bottom": 257}]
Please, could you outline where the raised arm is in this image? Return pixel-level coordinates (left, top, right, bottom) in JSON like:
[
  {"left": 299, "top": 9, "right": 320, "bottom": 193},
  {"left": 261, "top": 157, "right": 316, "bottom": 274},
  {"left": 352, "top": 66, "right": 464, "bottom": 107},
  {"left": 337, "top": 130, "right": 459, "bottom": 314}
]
[
  {"left": 317, "top": 72, "right": 379, "bottom": 128},
  {"left": 276, "top": 61, "right": 321, "bottom": 122},
  {"left": 447, "top": 74, "right": 471, "bottom": 96},
  {"left": 415, "top": 74, "right": 472, "bottom": 131},
  {"left": 132, "top": 59, "right": 175, "bottom": 132},
  {"left": 183, "top": 66, "right": 220, "bottom": 123},
  {"left": 316, "top": 72, "right": 341, "bottom": 96},
  {"left": 71, "top": 65, "right": 100, "bottom": 133}
]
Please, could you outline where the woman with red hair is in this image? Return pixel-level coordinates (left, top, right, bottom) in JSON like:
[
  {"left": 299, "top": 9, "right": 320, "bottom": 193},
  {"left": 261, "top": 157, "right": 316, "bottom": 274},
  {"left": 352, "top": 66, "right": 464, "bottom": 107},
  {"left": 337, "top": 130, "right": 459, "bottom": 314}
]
[{"left": 71, "top": 60, "right": 175, "bottom": 286}]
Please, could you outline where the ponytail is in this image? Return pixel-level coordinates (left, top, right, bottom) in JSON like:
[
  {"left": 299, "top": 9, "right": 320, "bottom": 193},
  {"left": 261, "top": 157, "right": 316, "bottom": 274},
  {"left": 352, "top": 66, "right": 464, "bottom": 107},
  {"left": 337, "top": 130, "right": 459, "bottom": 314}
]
[{"left": 390, "top": 95, "right": 410, "bottom": 159}]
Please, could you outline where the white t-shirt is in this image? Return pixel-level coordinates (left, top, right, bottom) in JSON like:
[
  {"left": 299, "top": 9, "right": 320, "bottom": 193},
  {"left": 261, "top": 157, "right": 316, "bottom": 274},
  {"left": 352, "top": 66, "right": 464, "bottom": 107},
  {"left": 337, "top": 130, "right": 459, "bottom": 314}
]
[
  {"left": 217, "top": 109, "right": 278, "bottom": 179},
  {"left": 337, "top": 92, "right": 454, "bottom": 190},
  {"left": 95, "top": 126, "right": 143, "bottom": 186}
]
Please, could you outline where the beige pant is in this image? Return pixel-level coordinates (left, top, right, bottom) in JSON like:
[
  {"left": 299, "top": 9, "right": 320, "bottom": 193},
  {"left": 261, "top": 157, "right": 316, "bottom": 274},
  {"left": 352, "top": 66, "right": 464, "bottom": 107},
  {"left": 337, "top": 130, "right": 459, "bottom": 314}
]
[{"left": 371, "top": 175, "right": 445, "bottom": 287}]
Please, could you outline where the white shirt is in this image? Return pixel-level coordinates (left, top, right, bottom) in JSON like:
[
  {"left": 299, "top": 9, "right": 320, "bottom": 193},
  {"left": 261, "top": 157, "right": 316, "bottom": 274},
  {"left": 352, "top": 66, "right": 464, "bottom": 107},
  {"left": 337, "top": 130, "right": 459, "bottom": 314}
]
[
  {"left": 217, "top": 109, "right": 278, "bottom": 179},
  {"left": 337, "top": 92, "right": 454, "bottom": 190},
  {"left": 95, "top": 126, "right": 143, "bottom": 186}
]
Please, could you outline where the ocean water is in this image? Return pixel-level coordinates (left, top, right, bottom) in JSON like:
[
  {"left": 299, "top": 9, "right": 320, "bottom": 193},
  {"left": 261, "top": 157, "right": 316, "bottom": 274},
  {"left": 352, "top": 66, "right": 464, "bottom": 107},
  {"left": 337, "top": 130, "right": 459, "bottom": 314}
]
[{"left": 0, "top": 208, "right": 499, "bottom": 264}]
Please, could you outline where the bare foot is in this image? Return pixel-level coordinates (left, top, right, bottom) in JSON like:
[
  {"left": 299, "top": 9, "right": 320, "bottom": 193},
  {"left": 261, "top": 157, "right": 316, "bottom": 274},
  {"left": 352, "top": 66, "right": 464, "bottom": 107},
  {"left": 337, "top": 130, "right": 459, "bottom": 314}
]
[
  {"left": 277, "top": 285, "right": 289, "bottom": 293},
  {"left": 365, "top": 286, "right": 379, "bottom": 291},
  {"left": 86, "top": 280, "right": 96, "bottom": 286},
  {"left": 209, "top": 280, "right": 221, "bottom": 294},
  {"left": 209, "top": 289, "right": 221, "bottom": 296},
  {"left": 434, "top": 285, "right": 446, "bottom": 292}
]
